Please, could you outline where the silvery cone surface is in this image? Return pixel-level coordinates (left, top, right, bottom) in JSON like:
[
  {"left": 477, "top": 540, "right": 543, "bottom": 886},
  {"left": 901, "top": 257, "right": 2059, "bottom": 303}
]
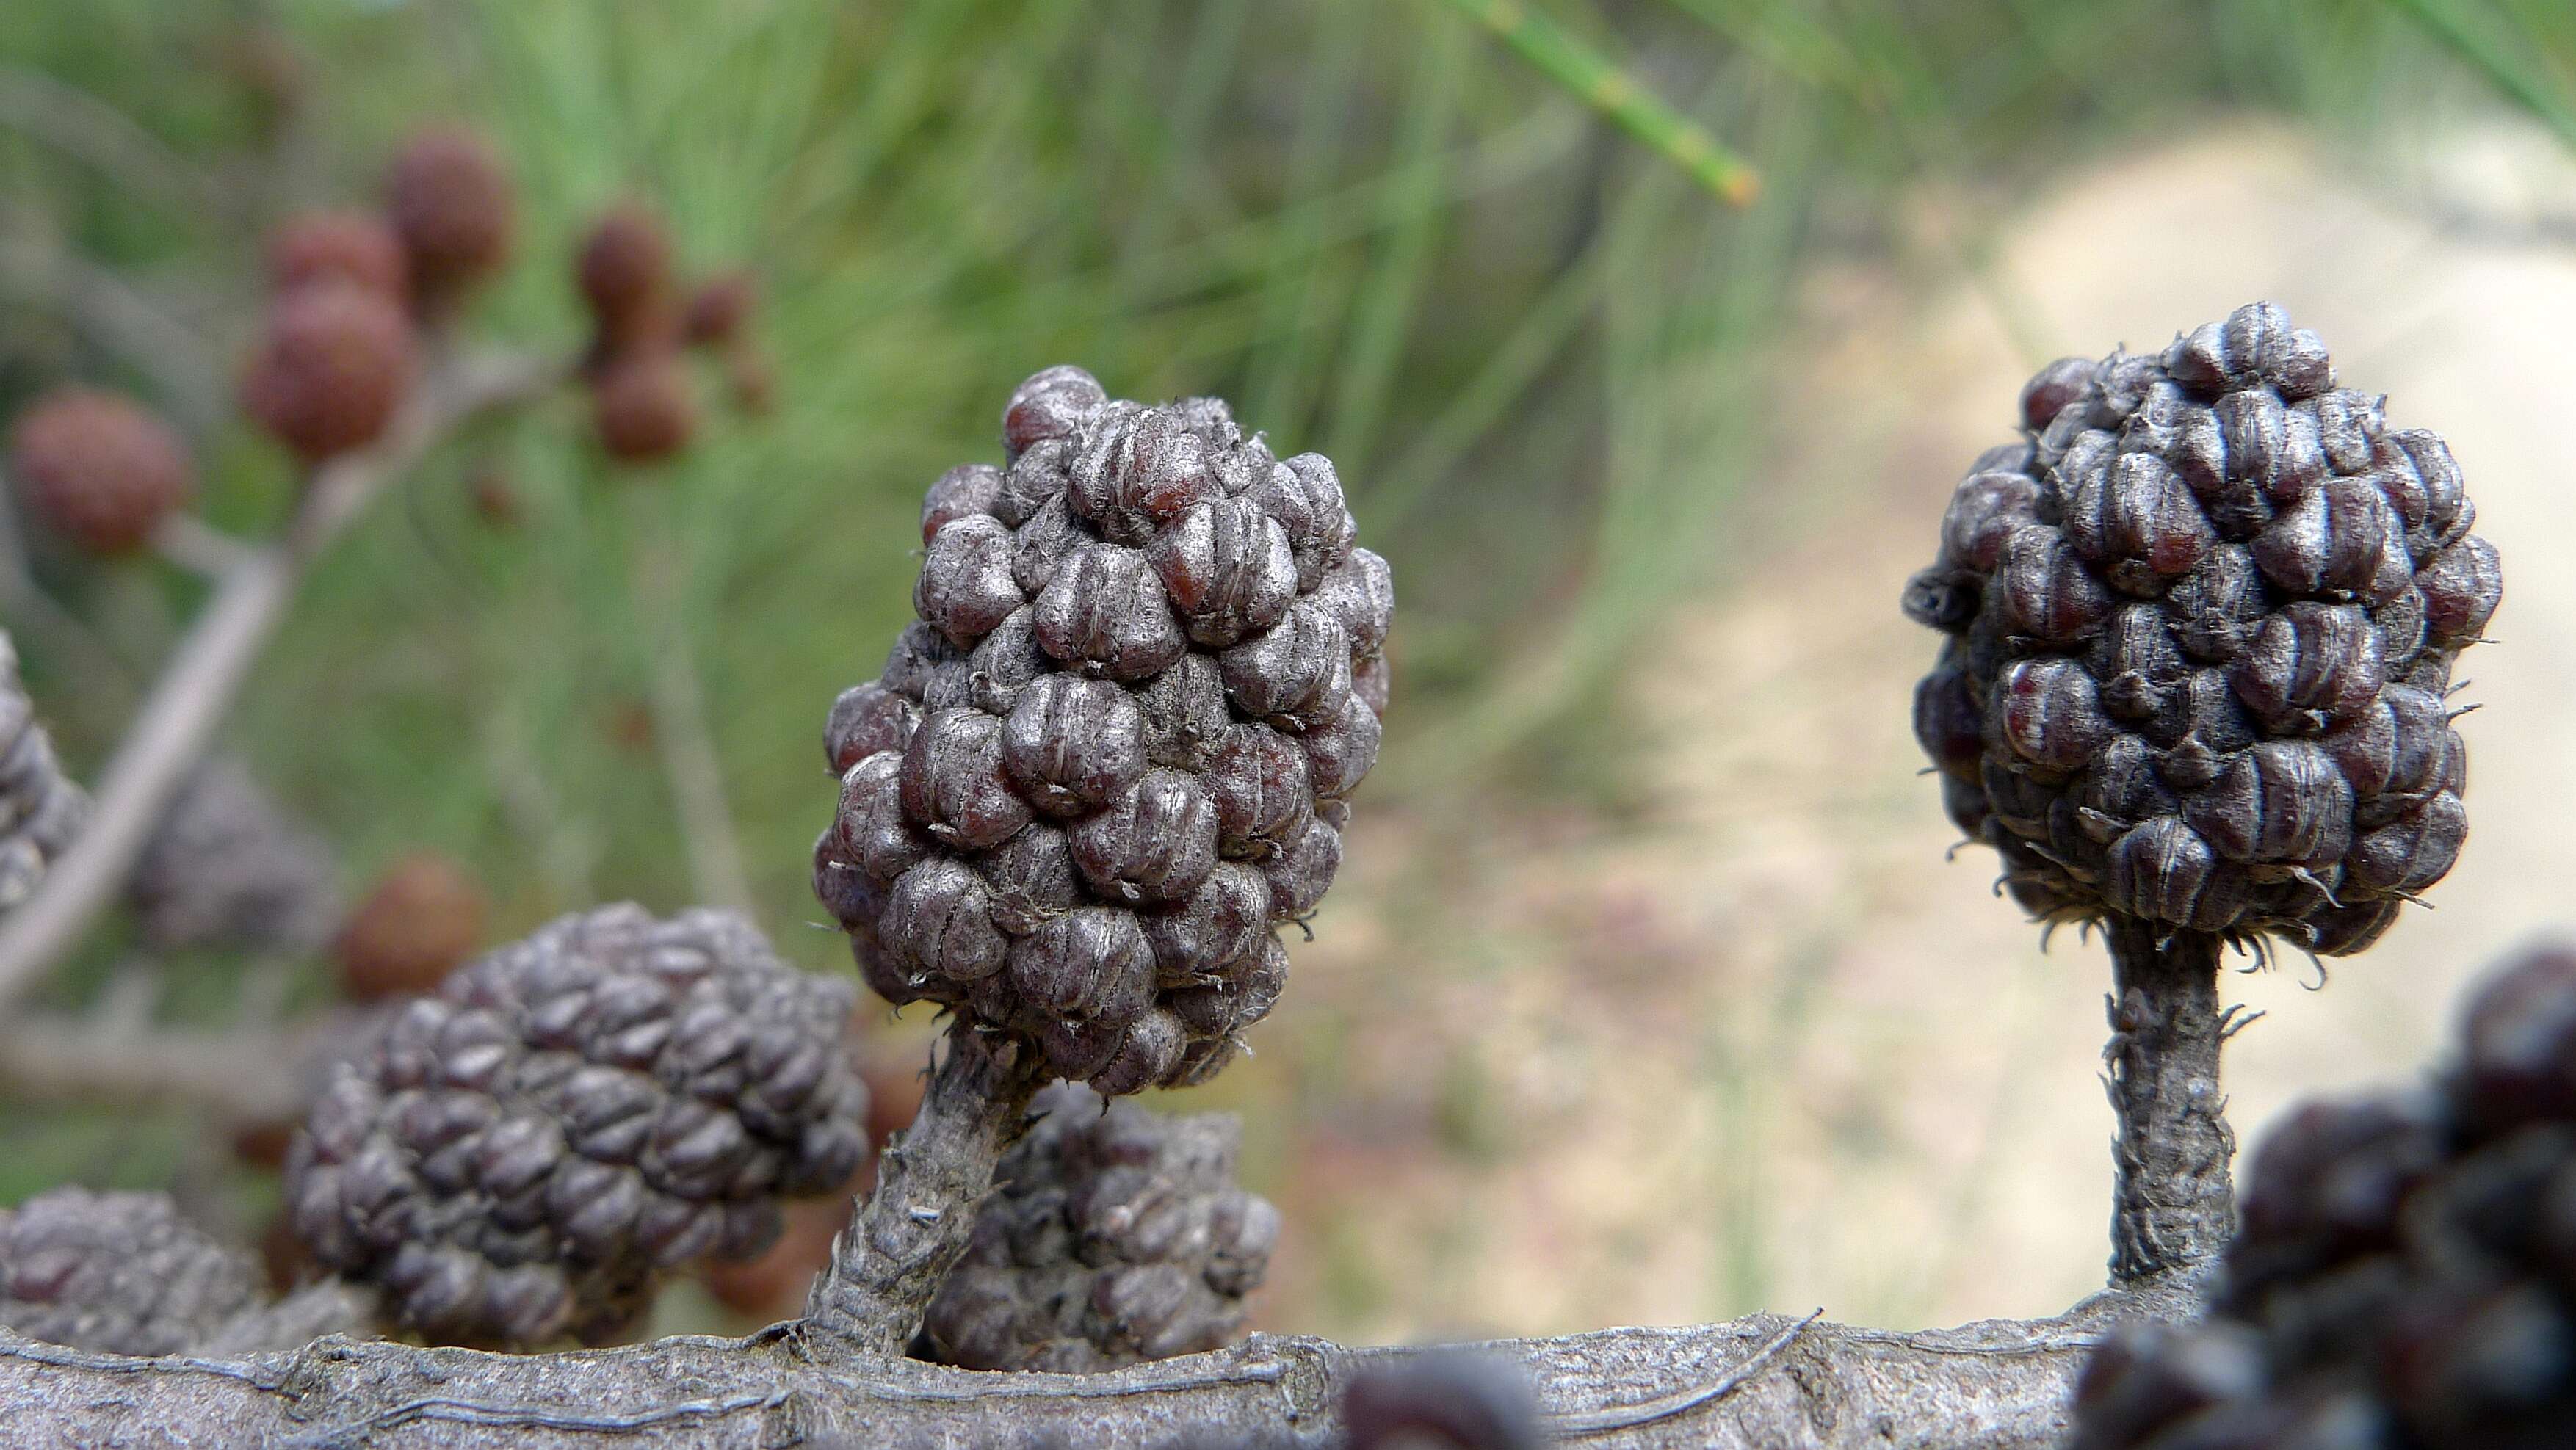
[
  {"left": 815, "top": 366, "right": 1393, "bottom": 1095},
  {"left": 283, "top": 904, "right": 867, "bottom": 1348},
  {"left": 126, "top": 757, "right": 340, "bottom": 955},
  {"left": 921, "top": 1082, "right": 1279, "bottom": 1371},
  {"left": 0, "top": 1189, "right": 259, "bottom": 1357},
  {"left": 1904, "top": 302, "right": 2500, "bottom": 954}
]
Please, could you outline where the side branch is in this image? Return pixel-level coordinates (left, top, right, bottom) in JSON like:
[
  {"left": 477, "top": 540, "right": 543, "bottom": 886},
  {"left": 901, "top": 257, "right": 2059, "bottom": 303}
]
[
  {"left": 0, "top": 1286, "right": 2185, "bottom": 1448},
  {"left": 800, "top": 1021, "right": 1048, "bottom": 1357},
  {"left": 2101, "top": 919, "right": 2234, "bottom": 1283},
  {"left": 0, "top": 1015, "right": 305, "bottom": 1123},
  {"left": 0, "top": 351, "right": 562, "bottom": 1014}
]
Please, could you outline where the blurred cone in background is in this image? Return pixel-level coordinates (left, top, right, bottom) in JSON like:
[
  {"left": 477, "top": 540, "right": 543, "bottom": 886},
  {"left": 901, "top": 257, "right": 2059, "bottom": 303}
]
[
  {"left": 681, "top": 273, "right": 753, "bottom": 349},
  {"left": 266, "top": 211, "right": 408, "bottom": 302},
  {"left": 333, "top": 851, "right": 488, "bottom": 1002},
  {"left": 8, "top": 388, "right": 196, "bottom": 556},
  {"left": 590, "top": 349, "right": 696, "bottom": 463},
  {"left": 385, "top": 127, "right": 515, "bottom": 318},
  {"left": 128, "top": 758, "right": 340, "bottom": 956},
  {"left": 239, "top": 280, "right": 416, "bottom": 462},
  {"left": 576, "top": 204, "right": 679, "bottom": 363}
]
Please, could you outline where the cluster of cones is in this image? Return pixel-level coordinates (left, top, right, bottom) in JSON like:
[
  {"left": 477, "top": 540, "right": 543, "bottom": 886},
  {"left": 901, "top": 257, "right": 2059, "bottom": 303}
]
[
  {"left": 574, "top": 203, "right": 771, "bottom": 466},
  {"left": 239, "top": 129, "right": 508, "bottom": 463},
  {"left": 7, "top": 125, "right": 770, "bottom": 559},
  {"left": 5, "top": 128, "right": 512, "bottom": 554},
  {"left": 231, "top": 844, "right": 917, "bottom": 1331}
]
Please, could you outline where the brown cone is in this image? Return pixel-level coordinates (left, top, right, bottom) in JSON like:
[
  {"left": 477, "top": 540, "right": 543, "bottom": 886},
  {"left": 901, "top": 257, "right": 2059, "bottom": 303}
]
[
  {"left": 592, "top": 350, "right": 697, "bottom": 463},
  {"left": 386, "top": 128, "right": 515, "bottom": 314},
  {"left": 722, "top": 342, "right": 776, "bottom": 416},
  {"left": 240, "top": 281, "right": 416, "bottom": 461},
  {"left": 681, "top": 273, "right": 756, "bottom": 348},
  {"left": 334, "top": 851, "right": 488, "bottom": 1001},
  {"left": 7, "top": 388, "right": 195, "bottom": 554},
  {"left": 576, "top": 204, "right": 678, "bottom": 358},
  {"left": 267, "top": 211, "right": 408, "bottom": 301}
]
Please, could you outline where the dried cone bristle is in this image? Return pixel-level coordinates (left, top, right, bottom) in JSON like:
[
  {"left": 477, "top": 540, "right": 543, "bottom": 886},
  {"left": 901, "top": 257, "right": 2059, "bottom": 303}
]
[
  {"left": 681, "top": 274, "right": 756, "bottom": 348},
  {"left": 7, "top": 387, "right": 195, "bottom": 555},
  {"left": 240, "top": 280, "right": 417, "bottom": 461},
  {"left": 0, "top": 1189, "right": 260, "bottom": 1356},
  {"left": 920, "top": 1083, "right": 1279, "bottom": 1371},
  {"left": 267, "top": 210, "right": 408, "bottom": 301},
  {"left": 283, "top": 905, "right": 868, "bottom": 1347},
  {"left": 591, "top": 350, "right": 697, "bottom": 463},
  {"left": 385, "top": 128, "right": 515, "bottom": 313},
  {"left": 0, "top": 631, "right": 88, "bottom": 914},
  {"left": 335, "top": 852, "right": 489, "bottom": 1001},
  {"left": 576, "top": 204, "right": 678, "bottom": 358},
  {"left": 1904, "top": 302, "right": 2499, "bottom": 955},
  {"left": 2072, "top": 943, "right": 2576, "bottom": 1449},
  {"left": 814, "top": 367, "right": 1391, "bottom": 1096},
  {"left": 127, "top": 757, "right": 340, "bottom": 955}
]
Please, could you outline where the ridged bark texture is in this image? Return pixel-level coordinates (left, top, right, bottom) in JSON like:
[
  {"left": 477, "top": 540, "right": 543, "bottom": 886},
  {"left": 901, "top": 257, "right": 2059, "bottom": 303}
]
[
  {"left": 0, "top": 1283, "right": 2189, "bottom": 1447},
  {"left": 2104, "top": 921, "right": 2233, "bottom": 1284},
  {"left": 802, "top": 1021, "right": 1046, "bottom": 1357}
]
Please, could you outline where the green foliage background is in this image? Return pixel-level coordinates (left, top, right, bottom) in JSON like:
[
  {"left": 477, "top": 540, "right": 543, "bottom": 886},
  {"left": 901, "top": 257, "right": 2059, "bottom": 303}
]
[{"left": 0, "top": 0, "right": 2567, "bottom": 1335}]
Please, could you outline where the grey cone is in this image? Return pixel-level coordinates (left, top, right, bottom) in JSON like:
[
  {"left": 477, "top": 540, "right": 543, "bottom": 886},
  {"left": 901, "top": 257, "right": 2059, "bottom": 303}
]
[
  {"left": 921, "top": 1082, "right": 1279, "bottom": 1372},
  {"left": 126, "top": 756, "right": 339, "bottom": 954},
  {"left": 817, "top": 366, "right": 1392, "bottom": 1095},
  {"left": 282, "top": 904, "right": 869, "bottom": 1348},
  {"left": 1903, "top": 302, "right": 2500, "bottom": 954},
  {"left": 0, "top": 1189, "right": 260, "bottom": 1356}
]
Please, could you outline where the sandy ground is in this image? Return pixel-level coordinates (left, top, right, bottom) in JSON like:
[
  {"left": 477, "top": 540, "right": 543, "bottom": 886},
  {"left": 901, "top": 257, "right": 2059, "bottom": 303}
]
[{"left": 1240, "top": 120, "right": 2576, "bottom": 1346}]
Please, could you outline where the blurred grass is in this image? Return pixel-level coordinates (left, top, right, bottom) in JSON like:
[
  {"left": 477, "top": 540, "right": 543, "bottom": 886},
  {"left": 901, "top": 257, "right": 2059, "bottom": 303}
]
[{"left": 0, "top": 0, "right": 2569, "bottom": 1333}]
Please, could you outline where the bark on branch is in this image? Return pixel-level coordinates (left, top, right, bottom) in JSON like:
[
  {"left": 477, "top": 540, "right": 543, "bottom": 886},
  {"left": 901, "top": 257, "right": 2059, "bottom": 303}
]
[
  {"left": 0, "top": 1278, "right": 2193, "bottom": 1448},
  {"left": 0, "top": 349, "right": 565, "bottom": 1015},
  {"left": 0, "top": 1014, "right": 306, "bottom": 1123},
  {"left": 2102, "top": 919, "right": 2235, "bottom": 1283},
  {"left": 801, "top": 1022, "right": 1049, "bottom": 1357}
]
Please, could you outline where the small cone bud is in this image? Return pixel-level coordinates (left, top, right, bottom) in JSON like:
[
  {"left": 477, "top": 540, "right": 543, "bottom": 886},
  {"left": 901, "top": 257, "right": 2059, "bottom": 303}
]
[
  {"left": 680, "top": 274, "right": 752, "bottom": 350},
  {"left": 267, "top": 210, "right": 408, "bottom": 301},
  {"left": 681, "top": 273, "right": 756, "bottom": 348},
  {"left": 591, "top": 350, "right": 697, "bottom": 464},
  {"left": 385, "top": 128, "right": 515, "bottom": 313},
  {"left": 7, "top": 387, "right": 195, "bottom": 555},
  {"left": 240, "top": 280, "right": 416, "bottom": 461},
  {"left": 722, "top": 342, "right": 776, "bottom": 416},
  {"left": 335, "top": 852, "right": 488, "bottom": 1001},
  {"left": 576, "top": 204, "right": 679, "bottom": 358}
]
